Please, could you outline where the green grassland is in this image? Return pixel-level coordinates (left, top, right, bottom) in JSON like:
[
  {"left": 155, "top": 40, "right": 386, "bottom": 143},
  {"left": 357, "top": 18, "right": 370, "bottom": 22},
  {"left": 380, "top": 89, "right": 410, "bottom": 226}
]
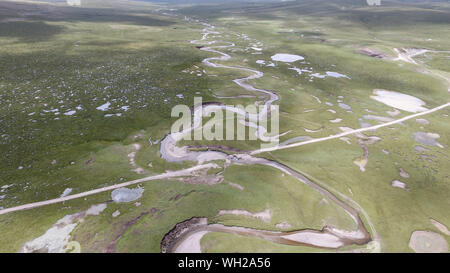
[
  {"left": 0, "top": 0, "right": 449, "bottom": 253},
  {"left": 178, "top": 0, "right": 450, "bottom": 252},
  {"left": 0, "top": 0, "right": 215, "bottom": 251},
  {"left": 0, "top": 0, "right": 211, "bottom": 206}
]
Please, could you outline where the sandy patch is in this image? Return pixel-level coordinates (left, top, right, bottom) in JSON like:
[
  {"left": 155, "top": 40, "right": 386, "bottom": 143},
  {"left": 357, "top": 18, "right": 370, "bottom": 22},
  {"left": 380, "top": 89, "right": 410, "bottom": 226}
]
[
  {"left": 327, "top": 227, "right": 367, "bottom": 240},
  {"left": 96, "top": 102, "right": 111, "bottom": 111},
  {"left": 174, "top": 231, "right": 209, "bottom": 253},
  {"left": 21, "top": 203, "right": 106, "bottom": 253},
  {"left": 409, "top": 231, "right": 448, "bottom": 253},
  {"left": 311, "top": 72, "right": 350, "bottom": 79},
  {"left": 1, "top": 184, "right": 13, "bottom": 192},
  {"left": 304, "top": 127, "right": 323, "bottom": 133},
  {"left": 399, "top": 168, "right": 410, "bottom": 179},
  {"left": 338, "top": 103, "right": 352, "bottom": 111},
  {"left": 371, "top": 89, "right": 428, "bottom": 113},
  {"left": 217, "top": 209, "right": 271, "bottom": 223},
  {"left": 326, "top": 72, "right": 350, "bottom": 79},
  {"left": 275, "top": 222, "right": 292, "bottom": 230},
  {"left": 282, "top": 232, "right": 343, "bottom": 248},
  {"left": 112, "top": 210, "right": 120, "bottom": 218},
  {"left": 86, "top": 204, "right": 108, "bottom": 215},
  {"left": 289, "top": 67, "right": 311, "bottom": 75},
  {"left": 394, "top": 48, "right": 429, "bottom": 65},
  {"left": 354, "top": 158, "right": 368, "bottom": 172},
  {"left": 64, "top": 110, "right": 76, "bottom": 116},
  {"left": 22, "top": 223, "right": 78, "bottom": 253},
  {"left": 330, "top": 118, "right": 342, "bottom": 123},
  {"left": 127, "top": 149, "right": 139, "bottom": 166},
  {"left": 412, "top": 132, "right": 443, "bottom": 148},
  {"left": 391, "top": 180, "right": 408, "bottom": 190},
  {"left": 271, "top": 54, "right": 304, "bottom": 63},
  {"left": 227, "top": 182, "right": 244, "bottom": 191},
  {"left": 311, "top": 95, "right": 322, "bottom": 104},
  {"left": 430, "top": 219, "right": 450, "bottom": 236},
  {"left": 128, "top": 144, "right": 145, "bottom": 174}
]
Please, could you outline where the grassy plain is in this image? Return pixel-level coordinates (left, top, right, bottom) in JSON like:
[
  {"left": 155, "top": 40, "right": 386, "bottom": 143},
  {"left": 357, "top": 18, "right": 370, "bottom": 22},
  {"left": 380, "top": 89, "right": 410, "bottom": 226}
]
[{"left": 0, "top": 0, "right": 449, "bottom": 253}]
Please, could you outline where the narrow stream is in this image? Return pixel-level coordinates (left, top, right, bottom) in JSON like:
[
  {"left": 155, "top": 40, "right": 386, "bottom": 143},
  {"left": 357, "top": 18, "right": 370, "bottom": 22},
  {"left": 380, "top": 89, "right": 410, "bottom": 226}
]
[{"left": 160, "top": 23, "right": 375, "bottom": 252}]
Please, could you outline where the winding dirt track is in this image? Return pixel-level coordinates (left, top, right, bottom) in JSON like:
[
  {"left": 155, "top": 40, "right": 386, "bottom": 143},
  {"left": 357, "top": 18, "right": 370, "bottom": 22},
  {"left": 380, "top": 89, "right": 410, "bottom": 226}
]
[
  {"left": 0, "top": 164, "right": 219, "bottom": 216},
  {"left": 252, "top": 102, "right": 450, "bottom": 155}
]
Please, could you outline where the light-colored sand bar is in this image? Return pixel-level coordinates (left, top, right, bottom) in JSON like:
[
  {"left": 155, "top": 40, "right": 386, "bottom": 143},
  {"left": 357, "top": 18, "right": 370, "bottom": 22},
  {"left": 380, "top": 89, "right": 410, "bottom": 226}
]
[
  {"left": 271, "top": 53, "right": 304, "bottom": 63},
  {"left": 371, "top": 89, "right": 428, "bottom": 113}
]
